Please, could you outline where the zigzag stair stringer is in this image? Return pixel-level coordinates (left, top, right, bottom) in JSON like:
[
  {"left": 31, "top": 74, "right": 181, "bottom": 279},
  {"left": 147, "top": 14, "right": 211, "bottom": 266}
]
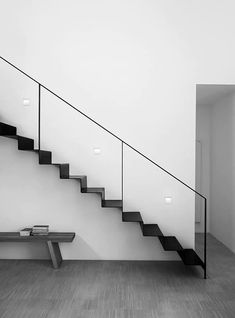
[{"left": 0, "top": 121, "right": 205, "bottom": 272}]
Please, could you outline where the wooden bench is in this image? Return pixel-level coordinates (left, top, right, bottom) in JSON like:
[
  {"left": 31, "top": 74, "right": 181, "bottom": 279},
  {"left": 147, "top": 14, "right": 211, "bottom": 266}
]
[{"left": 0, "top": 232, "right": 75, "bottom": 269}]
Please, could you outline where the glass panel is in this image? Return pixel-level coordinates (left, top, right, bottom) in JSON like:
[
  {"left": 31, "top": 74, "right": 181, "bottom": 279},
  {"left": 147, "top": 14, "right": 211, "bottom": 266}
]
[
  {"left": 0, "top": 59, "right": 38, "bottom": 146},
  {"left": 41, "top": 88, "right": 121, "bottom": 199},
  {"left": 123, "top": 144, "right": 195, "bottom": 248}
]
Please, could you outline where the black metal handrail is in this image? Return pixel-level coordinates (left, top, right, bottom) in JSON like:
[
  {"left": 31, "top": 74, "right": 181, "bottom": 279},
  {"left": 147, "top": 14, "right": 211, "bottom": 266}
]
[{"left": 0, "top": 55, "right": 207, "bottom": 278}]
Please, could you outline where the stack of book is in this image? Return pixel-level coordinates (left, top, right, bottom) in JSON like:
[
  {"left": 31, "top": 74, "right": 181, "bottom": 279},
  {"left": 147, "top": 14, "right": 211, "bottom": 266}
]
[
  {"left": 32, "top": 225, "right": 49, "bottom": 236},
  {"left": 19, "top": 228, "right": 32, "bottom": 236}
]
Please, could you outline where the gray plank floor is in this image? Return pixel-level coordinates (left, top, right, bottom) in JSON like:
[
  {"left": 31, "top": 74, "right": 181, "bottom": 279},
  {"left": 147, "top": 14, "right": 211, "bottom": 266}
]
[{"left": 0, "top": 234, "right": 235, "bottom": 318}]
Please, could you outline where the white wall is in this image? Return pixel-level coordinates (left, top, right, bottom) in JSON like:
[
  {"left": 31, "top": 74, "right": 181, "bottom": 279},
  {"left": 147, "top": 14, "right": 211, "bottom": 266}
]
[
  {"left": 1, "top": 0, "right": 235, "bottom": 259},
  {"left": 210, "top": 93, "right": 235, "bottom": 253},
  {"left": 195, "top": 104, "right": 211, "bottom": 233}
]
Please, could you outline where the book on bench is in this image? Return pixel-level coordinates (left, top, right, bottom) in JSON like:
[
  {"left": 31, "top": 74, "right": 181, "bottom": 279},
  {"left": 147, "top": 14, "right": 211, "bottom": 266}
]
[
  {"left": 32, "top": 225, "right": 49, "bottom": 236},
  {"left": 19, "top": 225, "right": 49, "bottom": 236}
]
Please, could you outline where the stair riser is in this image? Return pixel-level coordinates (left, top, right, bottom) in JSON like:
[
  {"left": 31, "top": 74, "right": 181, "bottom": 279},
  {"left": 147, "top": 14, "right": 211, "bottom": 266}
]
[
  {"left": 18, "top": 138, "right": 34, "bottom": 150},
  {"left": 0, "top": 123, "right": 17, "bottom": 135},
  {"left": 80, "top": 179, "right": 87, "bottom": 188},
  {"left": 39, "top": 152, "right": 52, "bottom": 164},
  {"left": 60, "top": 165, "right": 69, "bottom": 179},
  {"left": 139, "top": 222, "right": 144, "bottom": 232}
]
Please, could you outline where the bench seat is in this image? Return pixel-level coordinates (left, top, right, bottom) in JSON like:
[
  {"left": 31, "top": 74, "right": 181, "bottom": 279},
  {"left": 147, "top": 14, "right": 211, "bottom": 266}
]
[{"left": 0, "top": 232, "right": 76, "bottom": 268}]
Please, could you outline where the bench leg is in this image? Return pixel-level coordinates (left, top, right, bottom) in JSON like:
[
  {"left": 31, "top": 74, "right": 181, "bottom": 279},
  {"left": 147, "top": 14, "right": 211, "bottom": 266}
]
[{"left": 47, "top": 241, "right": 63, "bottom": 269}]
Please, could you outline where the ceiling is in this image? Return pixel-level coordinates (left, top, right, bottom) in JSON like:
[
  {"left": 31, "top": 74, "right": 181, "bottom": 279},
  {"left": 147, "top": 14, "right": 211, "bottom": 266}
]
[{"left": 196, "top": 84, "right": 235, "bottom": 106}]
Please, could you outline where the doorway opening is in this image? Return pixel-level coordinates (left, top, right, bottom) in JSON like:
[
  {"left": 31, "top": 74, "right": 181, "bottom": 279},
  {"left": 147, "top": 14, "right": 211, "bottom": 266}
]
[{"left": 196, "top": 84, "right": 235, "bottom": 254}]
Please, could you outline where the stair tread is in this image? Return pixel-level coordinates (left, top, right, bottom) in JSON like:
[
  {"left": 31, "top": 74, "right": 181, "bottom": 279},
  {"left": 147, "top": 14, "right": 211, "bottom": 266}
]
[
  {"left": 143, "top": 224, "right": 163, "bottom": 236},
  {"left": 0, "top": 122, "right": 16, "bottom": 127},
  {"left": 69, "top": 175, "right": 87, "bottom": 179},
  {"left": 178, "top": 249, "right": 204, "bottom": 266},
  {"left": 39, "top": 150, "right": 51, "bottom": 153},
  {"left": 122, "top": 212, "right": 143, "bottom": 222},
  {"left": 82, "top": 187, "right": 105, "bottom": 193},
  {"left": 2, "top": 135, "right": 18, "bottom": 140},
  {"left": 102, "top": 200, "right": 122, "bottom": 208},
  {"left": 1, "top": 135, "right": 33, "bottom": 141},
  {"left": 18, "top": 135, "right": 34, "bottom": 140},
  {"left": 158, "top": 236, "right": 183, "bottom": 251}
]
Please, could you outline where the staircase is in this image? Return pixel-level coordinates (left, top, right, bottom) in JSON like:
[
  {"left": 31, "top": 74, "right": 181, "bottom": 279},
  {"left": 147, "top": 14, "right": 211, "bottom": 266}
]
[{"left": 0, "top": 121, "right": 205, "bottom": 274}]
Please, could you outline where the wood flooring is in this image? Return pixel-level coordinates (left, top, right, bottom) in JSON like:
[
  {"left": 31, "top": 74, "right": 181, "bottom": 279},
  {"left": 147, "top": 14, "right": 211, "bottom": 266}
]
[{"left": 0, "top": 234, "right": 234, "bottom": 318}]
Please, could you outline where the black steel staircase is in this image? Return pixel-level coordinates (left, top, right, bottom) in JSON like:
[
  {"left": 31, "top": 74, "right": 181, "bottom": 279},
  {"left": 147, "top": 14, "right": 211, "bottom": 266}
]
[
  {"left": 0, "top": 121, "right": 205, "bottom": 275},
  {"left": 0, "top": 55, "right": 207, "bottom": 278}
]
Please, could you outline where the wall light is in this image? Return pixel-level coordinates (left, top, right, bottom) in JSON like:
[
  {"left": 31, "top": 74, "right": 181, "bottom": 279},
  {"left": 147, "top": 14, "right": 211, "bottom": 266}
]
[
  {"left": 164, "top": 196, "right": 172, "bottom": 204},
  {"left": 93, "top": 147, "right": 101, "bottom": 155},
  {"left": 23, "top": 99, "right": 30, "bottom": 106}
]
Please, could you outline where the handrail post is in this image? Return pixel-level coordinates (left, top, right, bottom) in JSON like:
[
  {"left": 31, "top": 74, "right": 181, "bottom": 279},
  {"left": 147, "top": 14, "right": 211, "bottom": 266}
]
[
  {"left": 204, "top": 197, "right": 207, "bottom": 279},
  {"left": 38, "top": 84, "right": 41, "bottom": 152},
  {"left": 121, "top": 141, "right": 124, "bottom": 213}
]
